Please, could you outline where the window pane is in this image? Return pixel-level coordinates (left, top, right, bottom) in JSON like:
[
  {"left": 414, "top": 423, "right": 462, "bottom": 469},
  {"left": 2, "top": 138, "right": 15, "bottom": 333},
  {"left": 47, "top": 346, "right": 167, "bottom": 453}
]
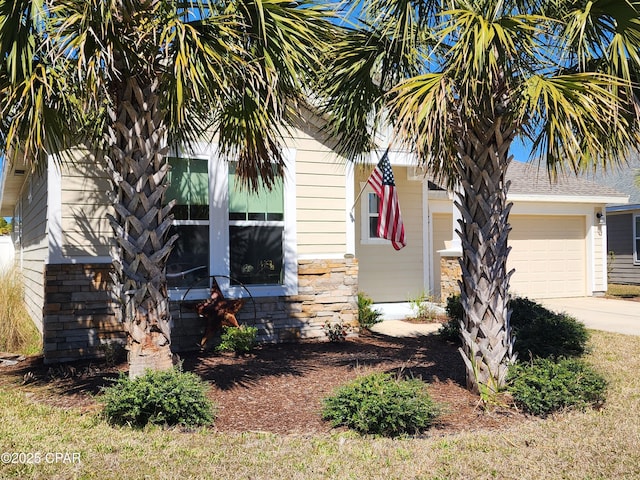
[
  {"left": 369, "top": 193, "right": 379, "bottom": 214},
  {"left": 369, "top": 217, "right": 379, "bottom": 238},
  {"left": 228, "top": 163, "right": 283, "bottom": 219},
  {"left": 166, "top": 225, "right": 209, "bottom": 288},
  {"left": 166, "top": 157, "right": 208, "bottom": 220},
  {"left": 229, "top": 225, "right": 283, "bottom": 285}
]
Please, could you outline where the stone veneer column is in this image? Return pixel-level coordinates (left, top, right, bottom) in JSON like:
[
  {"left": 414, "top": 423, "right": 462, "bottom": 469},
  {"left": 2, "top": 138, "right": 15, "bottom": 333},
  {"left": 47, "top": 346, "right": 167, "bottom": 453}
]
[
  {"left": 284, "top": 256, "right": 359, "bottom": 340},
  {"left": 439, "top": 255, "right": 462, "bottom": 302},
  {"left": 43, "top": 263, "right": 124, "bottom": 363}
]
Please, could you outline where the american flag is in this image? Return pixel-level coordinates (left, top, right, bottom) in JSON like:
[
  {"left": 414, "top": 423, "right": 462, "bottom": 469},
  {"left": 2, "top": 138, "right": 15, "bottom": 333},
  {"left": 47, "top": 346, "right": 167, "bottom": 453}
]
[{"left": 367, "top": 151, "right": 406, "bottom": 250}]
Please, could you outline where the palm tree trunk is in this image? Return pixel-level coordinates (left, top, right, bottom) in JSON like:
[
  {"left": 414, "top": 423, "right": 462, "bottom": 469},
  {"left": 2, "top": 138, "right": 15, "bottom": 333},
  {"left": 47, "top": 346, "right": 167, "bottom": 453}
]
[
  {"left": 106, "top": 76, "right": 177, "bottom": 378},
  {"left": 454, "top": 116, "right": 516, "bottom": 395}
]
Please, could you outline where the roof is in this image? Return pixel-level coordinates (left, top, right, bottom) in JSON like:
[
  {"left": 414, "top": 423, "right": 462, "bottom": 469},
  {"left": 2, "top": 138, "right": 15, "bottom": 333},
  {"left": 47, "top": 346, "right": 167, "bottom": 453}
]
[
  {"left": 0, "top": 155, "right": 28, "bottom": 218},
  {"left": 581, "top": 154, "right": 640, "bottom": 205},
  {"left": 507, "top": 161, "right": 628, "bottom": 200}
]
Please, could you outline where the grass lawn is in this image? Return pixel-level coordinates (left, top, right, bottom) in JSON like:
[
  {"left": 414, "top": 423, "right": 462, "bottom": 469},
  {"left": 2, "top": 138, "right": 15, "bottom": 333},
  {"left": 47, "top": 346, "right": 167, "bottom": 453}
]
[
  {"left": 1, "top": 330, "right": 639, "bottom": 480},
  {"left": 607, "top": 283, "right": 640, "bottom": 299}
]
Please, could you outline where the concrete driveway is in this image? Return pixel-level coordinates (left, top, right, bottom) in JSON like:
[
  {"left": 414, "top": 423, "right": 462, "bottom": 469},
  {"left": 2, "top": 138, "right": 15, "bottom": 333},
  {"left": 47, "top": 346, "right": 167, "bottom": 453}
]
[{"left": 538, "top": 297, "right": 640, "bottom": 336}]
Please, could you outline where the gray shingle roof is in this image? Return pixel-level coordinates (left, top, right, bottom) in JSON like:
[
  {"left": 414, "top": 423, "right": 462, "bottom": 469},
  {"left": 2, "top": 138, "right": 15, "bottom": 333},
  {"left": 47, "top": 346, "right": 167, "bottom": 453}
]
[
  {"left": 506, "top": 161, "right": 628, "bottom": 199},
  {"left": 580, "top": 154, "right": 640, "bottom": 205}
]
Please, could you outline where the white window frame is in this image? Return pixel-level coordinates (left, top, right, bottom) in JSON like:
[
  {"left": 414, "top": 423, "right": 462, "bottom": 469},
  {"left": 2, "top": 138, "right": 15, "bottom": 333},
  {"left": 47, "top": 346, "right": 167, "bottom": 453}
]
[
  {"left": 634, "top": 214, "right": 640, "bottom": 265},
  {"left": 359, "top": 182, "right": 391, "bottom": 246},
  {"left": 165, "top": 147, "right": 212, "bottom": 299},
  {"left": 211, "top": 148, "right": 298, "bottom": 298},
  {"left": 168, "top": 144, "right": 298, "bottom": 300}
]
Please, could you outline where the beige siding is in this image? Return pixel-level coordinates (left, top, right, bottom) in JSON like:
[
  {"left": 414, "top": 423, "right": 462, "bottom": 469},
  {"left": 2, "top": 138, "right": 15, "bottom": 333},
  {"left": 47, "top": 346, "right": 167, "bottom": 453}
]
[
  {"left": 509, "top": 215, "right": 587, "bottom": 298},
  {"left": 432, "top": 213, "right": 454, "bottom": 300},
  {"left": 289, "top": 128, "right": 348, "bottom": 256},
  {"left": 18, "top": 169, "right": 48, "bottom": 332},
  {"left": 592, "top": 221, "right": 606, "bottom": 292},
  {"left": 60, "top": 154, "right": 113, "bottom": 257},
  {"left": 355, "top": 167, "right": 424, "bottom": 302}
]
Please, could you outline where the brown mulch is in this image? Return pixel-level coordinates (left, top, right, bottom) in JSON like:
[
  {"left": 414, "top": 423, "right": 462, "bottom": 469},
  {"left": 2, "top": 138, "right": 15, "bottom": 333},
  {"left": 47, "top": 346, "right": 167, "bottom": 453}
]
[{"left": 0, "top": 329, "right": 530, "bottom": 436}]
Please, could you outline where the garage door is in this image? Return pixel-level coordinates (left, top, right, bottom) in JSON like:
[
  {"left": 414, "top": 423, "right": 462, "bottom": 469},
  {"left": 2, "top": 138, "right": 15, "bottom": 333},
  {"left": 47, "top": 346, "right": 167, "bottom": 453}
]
[{"left": 508, "top": 215, "right": 586, "bottom": 298}]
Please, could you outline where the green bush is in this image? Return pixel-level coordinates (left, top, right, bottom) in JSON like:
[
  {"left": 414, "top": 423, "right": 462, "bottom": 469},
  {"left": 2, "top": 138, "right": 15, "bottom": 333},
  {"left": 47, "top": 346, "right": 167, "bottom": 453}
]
[
  {"left": 322, "top": 372, "right": 439, "bottom": 436},
  {"left": 439, "top": 294, "right": 464, "bottom": 341},
  {"left": 101, "top": 367, "right": 216, "bottom": 428},
  {"left": 439, "top": 295, "right": 589, "bottom": 359},
  {"left": 357, "top": 292, "right": 383, "bottom": 329},
  {"left": 323, "top": 321, "right": 353, "bottom": 342},
  {"left": 216, "top": 325, "right": 258, "bottom": 354},
  {"left": 507, "top": 358, "right": 607, "bottom": 416},
  {"left": 515, "top": 313, "right": 589, "bottom": 359}
]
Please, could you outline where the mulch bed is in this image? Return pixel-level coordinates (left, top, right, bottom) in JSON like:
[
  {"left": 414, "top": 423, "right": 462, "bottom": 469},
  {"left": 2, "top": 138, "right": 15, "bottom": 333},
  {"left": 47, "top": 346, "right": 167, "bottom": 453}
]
[{"left": 0, "top": 329, "right": 530, "bottom": 436}]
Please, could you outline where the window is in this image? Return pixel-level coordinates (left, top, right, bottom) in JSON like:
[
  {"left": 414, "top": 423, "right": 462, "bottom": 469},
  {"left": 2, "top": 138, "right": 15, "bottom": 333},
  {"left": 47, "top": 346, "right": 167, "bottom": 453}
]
[
  {"left": 165, "top": 156, "right": 209, "bottom": 288},
  {"left": 635, "top": 215, "right": 640, "bottom": 264},
  {"left": 228, "top": 163, "right": 284, "bottom": 285},
  {"left": 164, "top": 147, "right": 296, "bottom": 297},
  {"left": 360, "top": 185, "right": 387, "bottom": 245}
]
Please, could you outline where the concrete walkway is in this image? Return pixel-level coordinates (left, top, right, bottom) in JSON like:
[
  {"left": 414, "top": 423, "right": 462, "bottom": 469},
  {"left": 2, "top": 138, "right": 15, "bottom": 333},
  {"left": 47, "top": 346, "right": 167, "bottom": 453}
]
[
  {"left": 369, "top": 297, "right": 640, "bottom": 338},
  {"left": 369, "top": 319, "right": 442, "bottom": 337},
  {"left": 369, "top": 302, "right": 444, "bottom": 338},
  {"left": 538, "top": 297, "right": 640, "bottom": 336}
]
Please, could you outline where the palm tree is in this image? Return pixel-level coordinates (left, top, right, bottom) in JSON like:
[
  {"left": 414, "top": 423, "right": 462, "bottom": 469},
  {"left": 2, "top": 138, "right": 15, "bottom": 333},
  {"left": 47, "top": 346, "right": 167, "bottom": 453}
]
[
  {"left": 322, "top": 0, "right": 640, "bottom": 395},
  {"left": 0, "top": 0, "right": 336, "bottom": 377}
]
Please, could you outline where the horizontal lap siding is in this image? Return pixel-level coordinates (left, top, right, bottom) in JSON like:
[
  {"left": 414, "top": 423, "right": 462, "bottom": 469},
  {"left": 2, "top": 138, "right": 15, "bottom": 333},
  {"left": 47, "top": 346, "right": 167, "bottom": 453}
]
[
  {"left": 607, "top": 212, "right": 640, "bottom": 285},
  {"left": 355, "top": 167, "right": 425, "bottom": 303},
  {"left": 60, "top": 154, "right": 113, "bottom": 258},
  {"left": 290, "top": 130, "right": 347, "bottom": 257},
  {"left": 19, "top": 170, "right": 48, "bottom": 332}
]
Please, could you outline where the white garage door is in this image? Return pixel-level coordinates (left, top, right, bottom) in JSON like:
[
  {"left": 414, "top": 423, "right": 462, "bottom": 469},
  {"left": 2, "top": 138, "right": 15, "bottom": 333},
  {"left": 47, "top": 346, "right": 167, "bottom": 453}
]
[{"left": 508, "top": 215, "right": 586, "bottom": 299}]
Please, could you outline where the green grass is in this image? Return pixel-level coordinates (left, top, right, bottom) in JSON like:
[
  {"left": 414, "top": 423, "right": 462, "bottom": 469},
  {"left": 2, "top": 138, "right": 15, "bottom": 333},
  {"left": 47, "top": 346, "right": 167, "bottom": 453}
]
[
  {"left": 1, "top": 331, "right": 639, "bottom": 479},
  {"left": 607, "top": 283, "right": 640, "bottom": 298},
  {"left": 0, "top": 265, "right": 42, "bottom": 355}
]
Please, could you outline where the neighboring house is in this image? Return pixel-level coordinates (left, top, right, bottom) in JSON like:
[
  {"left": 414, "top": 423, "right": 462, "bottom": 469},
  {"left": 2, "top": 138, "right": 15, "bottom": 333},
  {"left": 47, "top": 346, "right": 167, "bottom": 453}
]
[
  {"left": 586, "top": 156, "right": 640, "bottom": 285},
  {"left": 0, "top": 119, "right": 628, "bottom": 363}
]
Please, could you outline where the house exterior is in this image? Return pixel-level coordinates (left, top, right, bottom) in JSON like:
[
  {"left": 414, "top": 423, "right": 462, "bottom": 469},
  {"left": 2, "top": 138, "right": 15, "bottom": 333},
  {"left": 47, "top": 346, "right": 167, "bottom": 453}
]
[
  {"left": 354, "top": 158, "right": 627, "bottom": 303},
  {"left": 586, "top": 156, "right": 640, "bottom": 285},
  {"left": 0, "top": 118, "right": 628, "bottom": 363}
]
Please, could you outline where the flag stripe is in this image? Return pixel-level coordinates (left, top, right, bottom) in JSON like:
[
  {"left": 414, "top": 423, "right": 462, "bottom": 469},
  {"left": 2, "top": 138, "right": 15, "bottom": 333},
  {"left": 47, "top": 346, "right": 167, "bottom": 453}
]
[{"left": 366, "top": 151, "right": 406, "bottom": 250}]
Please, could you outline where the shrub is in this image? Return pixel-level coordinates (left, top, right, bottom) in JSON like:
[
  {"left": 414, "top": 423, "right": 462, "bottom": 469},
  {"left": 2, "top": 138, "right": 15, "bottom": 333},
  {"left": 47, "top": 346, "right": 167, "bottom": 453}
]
[
  {"left": 439, "top": 294, "right": 464, "bottom": 341},
  {"left": 439, "top": 295, "right": 589, "bottom": 359},
  {"left": 323, "top": 321, "right": 353, "bottom": 342},
  {"left": 515, "top": 313, "right": 589, "bottom": 359},
  {"left": 357, "top": 292, "right": 383, "bottom": 329},
  {"left": 101, "top": 367, "right": 216, "bottom": 428},
  {"left": 322, "top": 372, "right": 439, "bottom": 436},
  {"left": 216, "top": 325, "right": 258, "bottom": 354},
  {"left": 507, "top": 358, "right": 607, "bottom": 416}
]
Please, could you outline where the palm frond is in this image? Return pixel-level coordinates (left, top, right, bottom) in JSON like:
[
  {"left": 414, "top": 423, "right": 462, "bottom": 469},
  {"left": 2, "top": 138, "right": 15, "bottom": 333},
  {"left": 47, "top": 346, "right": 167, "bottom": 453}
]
[{"left": 522, "top": 73, "right": 640, "bottom": 175}]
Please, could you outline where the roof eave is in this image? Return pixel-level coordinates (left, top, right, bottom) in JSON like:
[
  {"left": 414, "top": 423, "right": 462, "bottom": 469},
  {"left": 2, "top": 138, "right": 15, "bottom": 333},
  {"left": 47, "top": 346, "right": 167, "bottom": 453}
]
[{"left": 507, "top": 193, "right": 630, "bottom": 205}]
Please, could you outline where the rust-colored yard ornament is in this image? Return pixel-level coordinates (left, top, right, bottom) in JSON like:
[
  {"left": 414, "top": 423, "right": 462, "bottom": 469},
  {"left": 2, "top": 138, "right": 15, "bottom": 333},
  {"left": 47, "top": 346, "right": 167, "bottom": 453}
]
[{"left": 195, "top": 278, "right": 246, "bottom": 348}]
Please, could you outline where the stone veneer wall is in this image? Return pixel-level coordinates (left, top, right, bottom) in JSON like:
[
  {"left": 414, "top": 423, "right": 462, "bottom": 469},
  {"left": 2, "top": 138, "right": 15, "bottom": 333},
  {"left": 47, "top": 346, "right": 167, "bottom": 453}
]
[
  {"left": 440, "top": 256, "right": 461, "bottom": 302},
  {"left": 42, "top": 258, "right": 359, "bottom": 363},
  {"left": 43, "top": 264, "right": 123, "bottom": 363}
]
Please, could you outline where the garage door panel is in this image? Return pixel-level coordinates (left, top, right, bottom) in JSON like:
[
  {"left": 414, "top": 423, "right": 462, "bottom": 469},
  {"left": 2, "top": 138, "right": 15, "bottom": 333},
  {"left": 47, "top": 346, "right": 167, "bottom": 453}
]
[{"left": 508, "top": 216, "right": 586, "bottom": 298}]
